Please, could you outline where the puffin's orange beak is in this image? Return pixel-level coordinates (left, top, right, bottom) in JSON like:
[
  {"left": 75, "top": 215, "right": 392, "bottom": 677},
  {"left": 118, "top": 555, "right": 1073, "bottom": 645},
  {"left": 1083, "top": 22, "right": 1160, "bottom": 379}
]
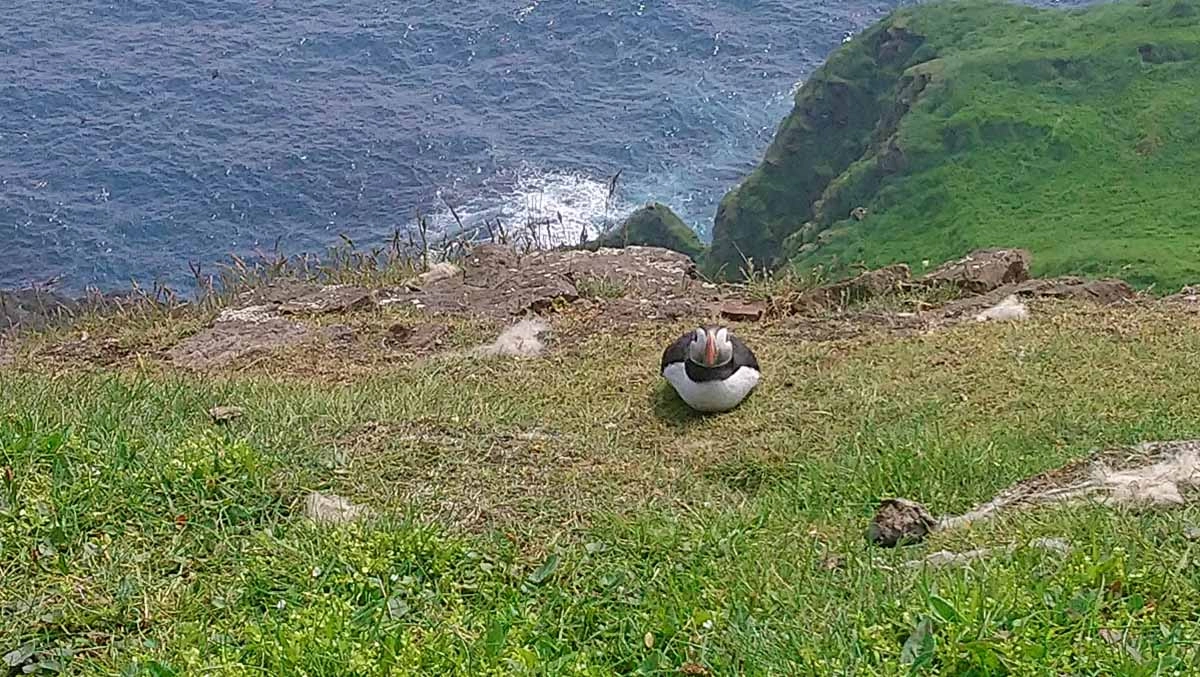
[{"left": 704, "top": 334, "right": 717, "bottom": 366}]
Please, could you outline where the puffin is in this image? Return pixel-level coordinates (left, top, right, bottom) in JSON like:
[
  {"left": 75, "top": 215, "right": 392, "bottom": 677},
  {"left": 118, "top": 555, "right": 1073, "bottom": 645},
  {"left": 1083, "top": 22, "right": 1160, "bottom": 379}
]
[{"left": 660, "top": 326, "right": 761, "bottom": 413}]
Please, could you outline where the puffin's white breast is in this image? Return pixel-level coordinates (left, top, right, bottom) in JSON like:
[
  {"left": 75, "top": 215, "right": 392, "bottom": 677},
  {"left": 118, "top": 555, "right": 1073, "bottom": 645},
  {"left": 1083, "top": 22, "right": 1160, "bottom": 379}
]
[{"left": 662, "top": 362, "right": 760, "bottom": 413}]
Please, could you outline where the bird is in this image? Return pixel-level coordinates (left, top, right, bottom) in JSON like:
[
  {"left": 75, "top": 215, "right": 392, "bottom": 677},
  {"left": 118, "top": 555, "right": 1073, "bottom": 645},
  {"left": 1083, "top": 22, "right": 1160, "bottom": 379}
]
[{"left": 660, "top": 326, "right": 761, "bottom": 413}]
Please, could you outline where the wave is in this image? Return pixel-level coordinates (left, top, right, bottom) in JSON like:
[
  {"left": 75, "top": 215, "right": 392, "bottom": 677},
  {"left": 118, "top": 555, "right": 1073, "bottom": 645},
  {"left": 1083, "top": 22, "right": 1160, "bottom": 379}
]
[{"left": 418, "top": 164, "right": 635, "bottom": 248}]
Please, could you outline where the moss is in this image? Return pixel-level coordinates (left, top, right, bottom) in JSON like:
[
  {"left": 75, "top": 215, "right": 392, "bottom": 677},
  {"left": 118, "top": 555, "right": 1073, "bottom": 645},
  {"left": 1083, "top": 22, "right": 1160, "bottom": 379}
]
[{"left": 593, "top": 203, "right": 705, "bottom": 259}]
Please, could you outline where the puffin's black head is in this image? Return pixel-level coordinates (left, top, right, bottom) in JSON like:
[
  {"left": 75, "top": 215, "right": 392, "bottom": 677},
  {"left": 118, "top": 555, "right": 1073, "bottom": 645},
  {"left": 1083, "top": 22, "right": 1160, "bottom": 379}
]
[{"left": 687, "top": 326, "right": 734, "bottom": 368}]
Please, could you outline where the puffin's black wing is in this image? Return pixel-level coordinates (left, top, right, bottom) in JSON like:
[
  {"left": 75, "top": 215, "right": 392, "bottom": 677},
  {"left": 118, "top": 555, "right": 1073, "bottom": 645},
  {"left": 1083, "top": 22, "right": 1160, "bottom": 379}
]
[
  {"left": 661, "top": 331, "right": 694, "bottom": 372},
  {"left": 730, "top": 335, "right": 759, "bottom": 371}
]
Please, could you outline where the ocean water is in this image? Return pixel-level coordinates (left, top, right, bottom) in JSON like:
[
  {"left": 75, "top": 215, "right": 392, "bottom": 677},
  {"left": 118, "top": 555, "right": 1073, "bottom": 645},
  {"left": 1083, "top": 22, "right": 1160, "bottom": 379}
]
[{"left": 1, "top": 0, "right": 1092, "bottom": 292}]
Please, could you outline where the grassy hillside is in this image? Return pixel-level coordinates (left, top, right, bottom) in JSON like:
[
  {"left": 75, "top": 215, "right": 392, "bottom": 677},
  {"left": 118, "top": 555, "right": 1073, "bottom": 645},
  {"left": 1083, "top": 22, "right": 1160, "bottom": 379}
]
[
  {"left": 3, "top": 298, "right": 1200, "bottom": 674},
  {"left": 710, "top": 0, "right": 1200, "bottom": 290}
]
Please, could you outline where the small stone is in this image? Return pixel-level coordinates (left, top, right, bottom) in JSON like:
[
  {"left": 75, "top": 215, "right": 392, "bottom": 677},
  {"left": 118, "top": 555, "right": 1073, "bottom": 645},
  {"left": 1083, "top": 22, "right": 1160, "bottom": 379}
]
[
  {"left": 820, "top": 553, "right": 845, "bottom": 571},
  {"left": 320, "top": 324, "right": 355, "bottom": 343},
  {"left": 385, "top": 322, "right": 448, "bottom": 351},
  {"left": 1184, "top": 526, "right": 1200, "bottom": 541},
  {"left": 719, "top": 301, "right": 765, "bottom": 322},
  {"left": 411, "top": 262, "right": 461, "bottom": 287},
  {"left": 867, "top": 498, "right": 937, "bottom": 547},
  {"left": 304, "top": 492, "right": 368, "bottom": 525},
  {"left": 208, "top": 406, "right": 244, "bottom": 423}
]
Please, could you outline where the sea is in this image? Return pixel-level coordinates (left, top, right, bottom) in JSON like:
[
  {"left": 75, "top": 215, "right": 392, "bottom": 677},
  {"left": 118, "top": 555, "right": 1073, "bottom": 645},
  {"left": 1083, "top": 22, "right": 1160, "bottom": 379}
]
[{"left": 1, "top": 0, "right": 1094, "bottom": 293}]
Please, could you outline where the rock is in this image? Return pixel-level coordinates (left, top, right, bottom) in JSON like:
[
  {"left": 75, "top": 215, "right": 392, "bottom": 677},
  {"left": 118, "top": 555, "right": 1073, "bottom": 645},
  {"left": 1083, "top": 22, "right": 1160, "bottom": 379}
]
[
  {"left": 304, "top": 492, "right": 369, "bottom": 525},
  {"left": 279, "top": 285, "right": 374, "bottom": 315},
  {"left": 320, "top": 324, "right": 355, "bottom": 343},
  {"left": 850, "top": 207, "right": 868, "bottom": 221},
  {"left": 974, "top": 294, "right": 1028, "bottom": 322},
  {"left": 411, "top": 262, "right": 461, "bottom": 288},
  {"left": 1016, "top": 277, "right": 1134, "bottom": 305},
  {"left": 379, "top": 245, "right": 698, "bottom": 320},
  {"left": 516, "top": 277, "right": 579, "bottom": 315},
  {"left": 237, "top": 279, "right": 320, "bottom": 307},
  {"left": 1164, "top": 285, "right": 1200, "bottom": 306},
  {"left": 593, "top": 203, "right": 705, "bottom": 259},
  {"left": 792, "top": 264, "right": 911, "bottom": 313},
  {"left": 208, "top": 405, "right": 244, "bottom": 423},
  {"left": 0, "top": 288, "right": 76, "bottom": 331},
  {"left": 1184, "top": 526, "right": 1200, "bottom": 541},
  {"left": 922, "top": 248, "right": 1031, "bottom": 294},
  {"left": 385, "top": 322, "right": 449, "bottom": 351},
  {"left": 169, "top": 316, "right": 311, "bottom": 370},
  {"left": 867, "top": 498, "right": 937, "bottom": 547},
  {"left": 215, "top": 305, "right": 277, "bottom": 323},
  {"left": 719, "top": 301, "right": 766, "bottom": 322}
]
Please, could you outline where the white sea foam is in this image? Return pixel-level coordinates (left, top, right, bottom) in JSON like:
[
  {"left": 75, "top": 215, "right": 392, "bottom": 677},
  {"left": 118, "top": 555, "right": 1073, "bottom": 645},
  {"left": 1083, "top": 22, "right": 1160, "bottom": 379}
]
[{"left": 421, "top": 165, "right": 637, "bottom": 248}]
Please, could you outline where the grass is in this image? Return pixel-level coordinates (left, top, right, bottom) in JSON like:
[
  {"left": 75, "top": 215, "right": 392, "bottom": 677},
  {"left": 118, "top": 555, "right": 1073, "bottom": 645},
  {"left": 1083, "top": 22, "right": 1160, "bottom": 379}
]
[
  {"left": 3, "top": 299, "right": 1200, "bottom": 674},
  {"left": 574, "top": 276, "right": 631, "bottom": 300},
  {"left": 713, "top": 0, "right": 1200, "bottom": 291}
]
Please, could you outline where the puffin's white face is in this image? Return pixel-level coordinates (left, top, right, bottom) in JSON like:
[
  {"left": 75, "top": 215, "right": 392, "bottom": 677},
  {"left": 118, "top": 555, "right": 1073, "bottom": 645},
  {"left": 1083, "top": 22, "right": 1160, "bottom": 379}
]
[{"left": 687, "top": 326, "right": 733, "bottom": 368}]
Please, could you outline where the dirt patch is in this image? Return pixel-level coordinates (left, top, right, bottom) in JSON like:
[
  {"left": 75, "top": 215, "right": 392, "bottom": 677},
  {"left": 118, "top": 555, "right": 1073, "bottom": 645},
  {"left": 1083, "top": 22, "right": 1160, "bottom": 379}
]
[
  {"left": 936, "top": 277, "right": 1136, "bottom": 324},
  {"left": 169, "top": 315, "right": 312, "bottom": 370},
  {"left": 33, "top": 334, "right": 136, "bottom": 367}
]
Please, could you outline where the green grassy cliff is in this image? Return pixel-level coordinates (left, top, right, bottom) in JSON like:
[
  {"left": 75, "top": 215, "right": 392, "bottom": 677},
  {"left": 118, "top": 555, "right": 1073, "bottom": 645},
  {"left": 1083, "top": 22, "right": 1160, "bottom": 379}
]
[{"left": 709, "top": 0, "right": 1200, "bottom": 289}]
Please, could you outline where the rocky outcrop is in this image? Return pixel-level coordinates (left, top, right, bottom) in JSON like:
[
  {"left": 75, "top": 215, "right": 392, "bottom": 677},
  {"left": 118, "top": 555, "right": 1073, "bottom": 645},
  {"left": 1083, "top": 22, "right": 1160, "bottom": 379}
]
[
  {"left": 163, "top": 245, "right": 713, "bottom": 369},
  {"left": 591, "top": 203, "right": 705, "bottom": 260},
  {"left": 380, "top": 244, "right": 707, "bottom": 320},
  {"left": 921, "top": 248, "right": 1031, "bottom": 294},
  {"left": 168, "top": 306, "right": 313, "bottom": 370}
]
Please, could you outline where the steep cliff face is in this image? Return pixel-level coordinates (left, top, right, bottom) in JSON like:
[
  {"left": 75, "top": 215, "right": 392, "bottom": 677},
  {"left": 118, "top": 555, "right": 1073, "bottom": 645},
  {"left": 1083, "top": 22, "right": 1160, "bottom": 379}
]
[
  {"left": 708, "top": 0, "right": 1200, "bottom": 290},
  {"left": 706, "top": 13, "right": 929, "bottom": 275}
]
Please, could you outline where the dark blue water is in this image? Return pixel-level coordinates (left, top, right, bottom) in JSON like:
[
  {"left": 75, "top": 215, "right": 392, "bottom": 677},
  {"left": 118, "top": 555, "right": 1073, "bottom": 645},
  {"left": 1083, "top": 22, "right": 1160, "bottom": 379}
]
[{"left": 1, "top": 0, "right": 1091, "bottom": 292}]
